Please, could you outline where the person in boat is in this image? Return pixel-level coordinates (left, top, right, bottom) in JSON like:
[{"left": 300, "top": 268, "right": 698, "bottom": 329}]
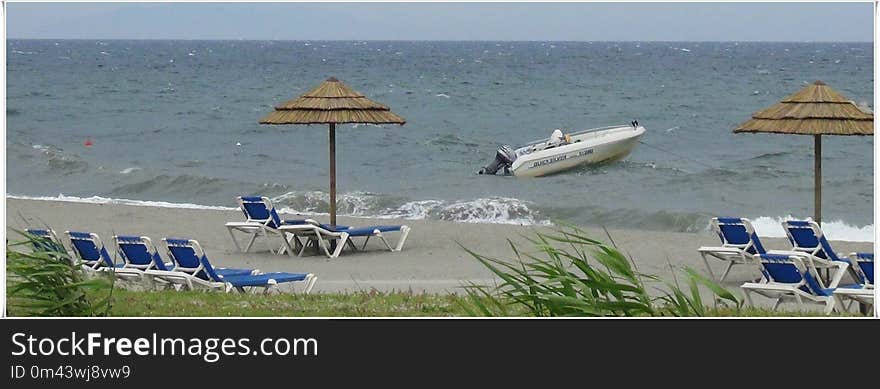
[{"left": 545, "top": 129, "right": 571, "bottom": 149}]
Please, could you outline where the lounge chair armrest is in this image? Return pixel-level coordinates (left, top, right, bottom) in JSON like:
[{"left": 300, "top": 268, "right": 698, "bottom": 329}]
[
  {"left": 809, "top": 256, "right": 844, "bottom": 269},
  {"left": 225, "top": 221, "right": 263, "bottom": 228},
  {"left": 764, "top": 250, "right": 812, "bottom": 258},
  {"left": 697, "top": 246, "right": 742, "bottom": 253},
  {"left": 825, "top": 261, "right": 849, "bottom": 289}
]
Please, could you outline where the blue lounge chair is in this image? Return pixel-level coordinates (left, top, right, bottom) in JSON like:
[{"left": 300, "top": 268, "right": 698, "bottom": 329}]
[
  {"left": 114, "top": 235, "right": 173, "bottom": 271},
  {"left": 781, "top": 219, "right": 872, "bottom": 284},
  {"left": 697, "top": 217, "right": 770, "bottom": 282},
  {"left": 163, "top": 238, "right": 317, "bottom": 294},
  {"left": 114, "top": 235, "right": 256, "bottom": 287},
  {"left": 278, "top": 223, "right": 411, "bottom": 258},
  {"left": 159, "top": 236, "right": 258, "bottom": 278},
  {"left": 848, "top": 253, "right": 875, "bottom": 286},
  {"left": 113, "top": 235, "right": 190, "bottom": 284},
  {"left": 833, "top": 253, "right": 874, "bottom": 312},
  {"left": 64, "top": 231, "right": 145, "bottom": 278},
  {"left": 741, "top": 252, "right": 847, "bottom": 314},
  {"left": 224, "top": 196, "right": 309, "bottom": 254},
  {"left": 25, "top": 228, "right": 68, "bottom": 255}
]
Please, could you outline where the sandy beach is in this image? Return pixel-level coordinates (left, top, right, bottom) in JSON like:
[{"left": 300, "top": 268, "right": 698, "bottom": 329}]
[{"left": 6, "top": 197, "right": 873, "bottom": 311}]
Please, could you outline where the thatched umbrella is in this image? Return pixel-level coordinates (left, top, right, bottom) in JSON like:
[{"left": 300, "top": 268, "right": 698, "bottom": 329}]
[
  {"left": 259, "top": 77, "right": 405, "bottom": 226},
  {"left": 734, "top": 81, "right": 873, "bottom": 223}
]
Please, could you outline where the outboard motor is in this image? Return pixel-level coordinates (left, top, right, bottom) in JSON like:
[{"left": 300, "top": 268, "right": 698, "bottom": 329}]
[{"left": 479, "top": 144, "right": 517, "bottom": 175}]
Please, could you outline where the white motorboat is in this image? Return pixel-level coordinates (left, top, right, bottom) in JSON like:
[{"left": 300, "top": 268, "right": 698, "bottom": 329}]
[{"left": 479, "top": 122, "right": 646, "bottom": 177}]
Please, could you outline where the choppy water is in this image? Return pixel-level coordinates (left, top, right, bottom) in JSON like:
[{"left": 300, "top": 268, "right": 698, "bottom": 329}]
[{"left": 6, "top": 40, "right": 874, "bottom": 239}]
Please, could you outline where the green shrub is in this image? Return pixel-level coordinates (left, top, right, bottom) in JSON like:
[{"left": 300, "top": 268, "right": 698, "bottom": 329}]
[
  {"left": 460, "top": 226, "right": 741, "bottom": 317},
  {"left": 6, "top": 230, "right": 114, "bottom": 316}
]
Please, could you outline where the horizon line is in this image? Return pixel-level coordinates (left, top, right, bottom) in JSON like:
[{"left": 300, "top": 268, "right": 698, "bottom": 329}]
[{"left": 7, "top": 38, "right": 874, "bottom": 44}]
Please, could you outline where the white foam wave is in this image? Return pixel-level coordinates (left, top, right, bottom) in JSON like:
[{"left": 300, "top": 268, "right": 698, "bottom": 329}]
[
  {"left": 435, "top": 93, "right": 450, "bottom": 98},
  {"left": 750, "top": 215, "right": 874, "bottom": 242},
  {"left": 270, "top": 191, "right": 550, "bottom": 225},
  {"left": 366, "top": 196, "right": 549, "bottom": 225},
  {"left": 380, "top": 200, "right": 444, "bottom": 220},
  {"left": 10, "top": 192, "right": 550, "bottom": 226},
  {"left": 6, "top": 194, "right": 237, "bottom": 211},
  {"left": 119, "top": 167, "right": 142, "bottom": 174},
  {"left": 272, "top": 190, "right": 384, "bottom": 216},
  {"left": 8, "top": 194, "right": 873, "bottom": 235},
  {"left": 350, "top": 123, "right": 383, "bottom": 129},
  {"left": 431, "top": 197, "right": 551, "bottom": 225}
]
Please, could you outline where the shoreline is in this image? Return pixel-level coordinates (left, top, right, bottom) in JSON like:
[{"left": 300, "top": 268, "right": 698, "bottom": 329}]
[
  {"left": 4, "top": 193, "right": 554, "bottom": 228},
  {"left": 5, "top": 198, "right": 874, "bottom": 309},
  {"left": 6, "top": 193, "right": 875, "bottom": 243}
]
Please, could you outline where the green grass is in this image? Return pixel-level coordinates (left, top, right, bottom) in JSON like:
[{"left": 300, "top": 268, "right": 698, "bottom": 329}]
[
  {"left": 99, "top": 289, "right": 858, "bottom": 317},
  {"left": 107, "top": 289, "right": 482, "bottom": 317}
]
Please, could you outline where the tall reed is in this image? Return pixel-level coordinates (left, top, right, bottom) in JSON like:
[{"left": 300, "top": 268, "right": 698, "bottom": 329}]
[
  {"left": 460, "top": 226, "right": 741, "bottom": 317},
  {"left": 6, "top": 230, "right": 114, "bottom": 316}
]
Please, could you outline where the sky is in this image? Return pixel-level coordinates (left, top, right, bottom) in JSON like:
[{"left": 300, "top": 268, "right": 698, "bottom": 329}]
[{"left": 4, "top": 1, "right": 875, "bottom": 42}]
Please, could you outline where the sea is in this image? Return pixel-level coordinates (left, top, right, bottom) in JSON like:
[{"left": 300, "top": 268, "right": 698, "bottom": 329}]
[{"left": 5, "top": 40, "right": 875, "bottom": 241}]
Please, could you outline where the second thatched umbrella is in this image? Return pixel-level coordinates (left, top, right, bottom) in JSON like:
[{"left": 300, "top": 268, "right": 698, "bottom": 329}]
[
  {"left": 734, "top": 80, "right": 873, "bottom": 222},
  {"left": 260, "top": 77, "right": 406, "bottom": 227}
]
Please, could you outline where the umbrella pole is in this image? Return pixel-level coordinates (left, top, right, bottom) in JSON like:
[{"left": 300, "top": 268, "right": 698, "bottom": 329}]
[
  {"left": 814, "top": 135, "right": 822, "bottom": 224},
  {"left": 329, "top": 123, "right": 337, "bottom": 227},
  {"left": 814, "top": 135, "right": 830, "bottom": 283}
]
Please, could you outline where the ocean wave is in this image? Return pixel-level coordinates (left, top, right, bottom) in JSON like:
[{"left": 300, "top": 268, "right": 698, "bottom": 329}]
[
  {"left": 6, "top": 194, "right": 237, "bottom": 211},
  {"left": 425, "top": 197, "right": 549, "bottom": 225},
  {"left": 18, "top": 143, "right": 90, "bottom": 175},
  {"left": 380, "top": 200, "right": 445, "bottom": 220},
  {"left": 7, "top": 192, "right": 550, "bottom": 226},
  {"left": 371, "top": 197, "right": 549, "bottom": 225},
  {"left": 547, "top": 206, "right": 711, "bottom": 233},
  {"left": 119, "top": 167, "right": 142, "bottom": 174},
  {"left": 350, "top": 123, "right": 383, "bottom": 129},
  {"left": 271, "top": 191, "right": 548, "bottom": 225},
  {"left": 272, "top": 190, "right": 398, "bottom": 216},
  {"left": 424, "top": 134, "right": 480, "bottom": 148},
  {"left": 107, "top": 174, "right": 230, "bottom": 197},
  {"left": 5, "top": 193, "right": 874, "bottom": 241},
  {"left": 172, "top": 160, "right": 204, "bottom": 168},
  {"left": 750, "top": 215, "right": 874, "bottom": 242},
  {"left": 612, "top": 160, "right": 690, "bottom": 174},
  {"left": 746, "top": 151, "right": 791, "bottom": 161}
]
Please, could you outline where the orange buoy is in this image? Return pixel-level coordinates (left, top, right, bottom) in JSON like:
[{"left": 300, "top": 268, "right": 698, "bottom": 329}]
[{"left": 84, "top": 138, "right": 94, "bottom": 147}]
